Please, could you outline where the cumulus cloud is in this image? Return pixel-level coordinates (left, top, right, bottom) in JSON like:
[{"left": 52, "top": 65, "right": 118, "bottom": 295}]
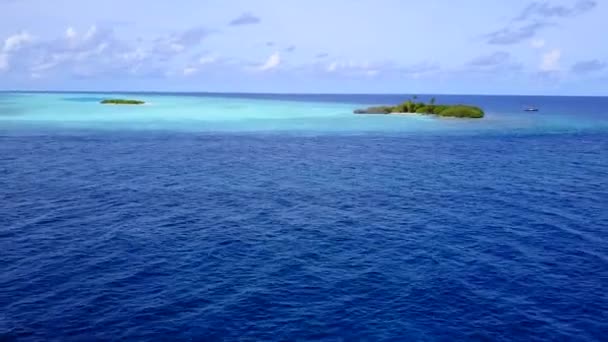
[
  {"left": 3, "top": 31, "right": 33, "bottom": 52},
  {"left": 229, "top": 12, "right": 261, "bottom": 26},
  {"left": 0, "top": 31, "right": 34, "bottom": 71},
  {"left": 571, "top": 59, "right": 606, "bottom": 73},
  {"left": 0, "top": 24, "right": 215, "bottom": 79},
  {"left": 65, "top": 27, "right": 77, "bottom": 39},
  {"left": 540, "top": 49, "right": 561, "bottom": 72},
  {"left": 516, "top": 0, "right": 597, "bottom": 21},
  {"left": 257, "top": 52, "right": 281, "bottom": 71},
  {"left": 26, "top": 26, "right": 122, "bottom": 75}
]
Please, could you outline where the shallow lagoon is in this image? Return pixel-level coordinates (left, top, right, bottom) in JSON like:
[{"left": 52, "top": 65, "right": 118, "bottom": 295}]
[{"left": 1, "top": 92, "right": 607, "bottom": 134}]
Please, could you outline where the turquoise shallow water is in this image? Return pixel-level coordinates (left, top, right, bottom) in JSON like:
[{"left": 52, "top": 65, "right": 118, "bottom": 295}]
[{"left": 1, "top": 92, "right": 607, "bottom": 134}]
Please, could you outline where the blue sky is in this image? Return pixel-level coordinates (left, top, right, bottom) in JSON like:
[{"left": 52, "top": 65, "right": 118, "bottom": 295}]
[{"left": 0, "top": 0, "right": 606, "bottom": 95}]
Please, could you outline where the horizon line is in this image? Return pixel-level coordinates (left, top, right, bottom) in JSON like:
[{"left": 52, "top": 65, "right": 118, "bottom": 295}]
[{"left": 1, "top": 90, "right": 607, "bottom": 98}]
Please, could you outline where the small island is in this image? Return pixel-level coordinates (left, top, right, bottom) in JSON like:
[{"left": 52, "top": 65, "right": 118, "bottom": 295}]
[
  {"left": 355, "top": 97, "right": 484, "bottom": 119},
  {"left": 100, "top": 99, "right": 145, "bottom": 105}
]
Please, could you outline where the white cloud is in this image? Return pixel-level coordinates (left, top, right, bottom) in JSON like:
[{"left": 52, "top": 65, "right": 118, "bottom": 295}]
[
  {"left": 154, "top": 27, "right": 210, "bottom": 56},
  {"left": 0, "top": 25, "right": 218, "bottom": 80},
  {"left": 199, "top": 55, "right": 217, "bottom": 65},
  {"left": 183, "top": 67, "right": 198, "bottom": 76},
  {"left": 325, "top": 60, "right": 379, "bottom": 76},
  {"left": 531, "top": 39, "right": 546, "bottom": 49},
  {"left": 119, "top": 48, "right": 147, "bottom": 62},
  {"left": 66, "top": 27, "right": 77, "bottom": 40},
  {"left": 327, "top": 62, "right": 338, "bottom": 72},
  {"left": 327, "top": 61, "right": 362, "bottom": 72},
  {"left": 180, "top": 55, "right": 220, "bottom": 76},
  {"left": 84, "top": 26, "right": 98, "bottom": 40},
  {"left": 258, "top": 52, "right": 281, "bottom": 71},
  {"left": 540, "top": 49, "right": 561, "bottom": 71},
  {"left": 169, "top": 43, "right": 184, "bottom": 53},
  {"left": 24, "top": 26, "right": 129, "bottom": 76},
  {"left": 31, "top": 59, "right": 59, "bottom": 72},
  {"left": 1, "top": 32, "right": 34, "bottom": 71},
  {"left": 3, "top": 31, "right": 33, "bottom": 52}
]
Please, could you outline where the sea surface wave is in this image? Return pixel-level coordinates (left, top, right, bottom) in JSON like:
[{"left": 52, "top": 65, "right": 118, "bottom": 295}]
[{"left": 1, "top": 93, "right": 607, "bottom": 341}]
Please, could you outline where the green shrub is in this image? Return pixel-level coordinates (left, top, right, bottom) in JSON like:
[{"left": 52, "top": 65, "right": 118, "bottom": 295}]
[
  {"left": 414, "top": 102, "right": 426, "bottom": 111},
  {"left": 432, "top": 105, "right": 449, "bottom": 114},
  {"left": 354, "top": 101, "right": 484, "bottom": 118},
  {"left": 437, "top": 105, "right": 484, "bottom": 118},
  {"left": 101, "top": 99, "right": 145, "bottom": 105},
  {"left": 415, "top": 106, "right": 432, "bottom": 114},
  {"left": 397, "top": 100, "right": 417, "bottom": 113},
  {"left": 354, "top": 106, "right": 393, "bottom": 114},
  {"left": 392, "top": 104, "right": 407, "bottom": 113}
]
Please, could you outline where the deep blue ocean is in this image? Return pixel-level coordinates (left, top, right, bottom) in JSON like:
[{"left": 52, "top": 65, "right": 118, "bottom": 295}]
[{"left": 1, "top": 93, "right": 607, "bottom": 341}]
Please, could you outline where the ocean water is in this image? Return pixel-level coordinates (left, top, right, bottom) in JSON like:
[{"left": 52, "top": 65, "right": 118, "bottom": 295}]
[{"left": 1, "top": 92, "right": 607, "bottom": 341}]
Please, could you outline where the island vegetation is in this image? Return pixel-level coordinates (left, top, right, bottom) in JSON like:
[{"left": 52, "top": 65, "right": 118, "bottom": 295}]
[
  {"left": 354, "top": 96, "right": 484, "bottom": 118},
  {"left": 100, "top": 99, "right": 145, "bottom": 105}
]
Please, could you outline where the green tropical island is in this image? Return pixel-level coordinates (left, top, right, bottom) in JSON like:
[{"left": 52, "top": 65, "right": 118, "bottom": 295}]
[
  {"left": 354, "top": 96, "right": 485, "bottom": 118},
  {"left": 100, "top": 99, "right": 146, "bottom": 105}
]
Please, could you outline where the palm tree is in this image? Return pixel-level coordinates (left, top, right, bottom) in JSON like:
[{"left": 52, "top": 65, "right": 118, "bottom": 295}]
[{"left": 406, "top": 100, "right": 414, "bottom": 113}]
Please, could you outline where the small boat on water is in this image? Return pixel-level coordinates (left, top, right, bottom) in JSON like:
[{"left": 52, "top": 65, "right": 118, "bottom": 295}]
[{"left": 524, "top": 107, "right": 539, "bottom": 112}]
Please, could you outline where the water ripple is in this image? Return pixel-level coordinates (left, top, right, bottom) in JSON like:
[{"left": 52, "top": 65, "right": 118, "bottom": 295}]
[{"left": 1, "top": 132, "right": 607, "bottom": 341}]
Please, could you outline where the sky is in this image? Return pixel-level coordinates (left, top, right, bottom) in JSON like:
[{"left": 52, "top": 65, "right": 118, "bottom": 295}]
[{"left": 0, "top": 0, "right": 607, "bottom": 95}]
